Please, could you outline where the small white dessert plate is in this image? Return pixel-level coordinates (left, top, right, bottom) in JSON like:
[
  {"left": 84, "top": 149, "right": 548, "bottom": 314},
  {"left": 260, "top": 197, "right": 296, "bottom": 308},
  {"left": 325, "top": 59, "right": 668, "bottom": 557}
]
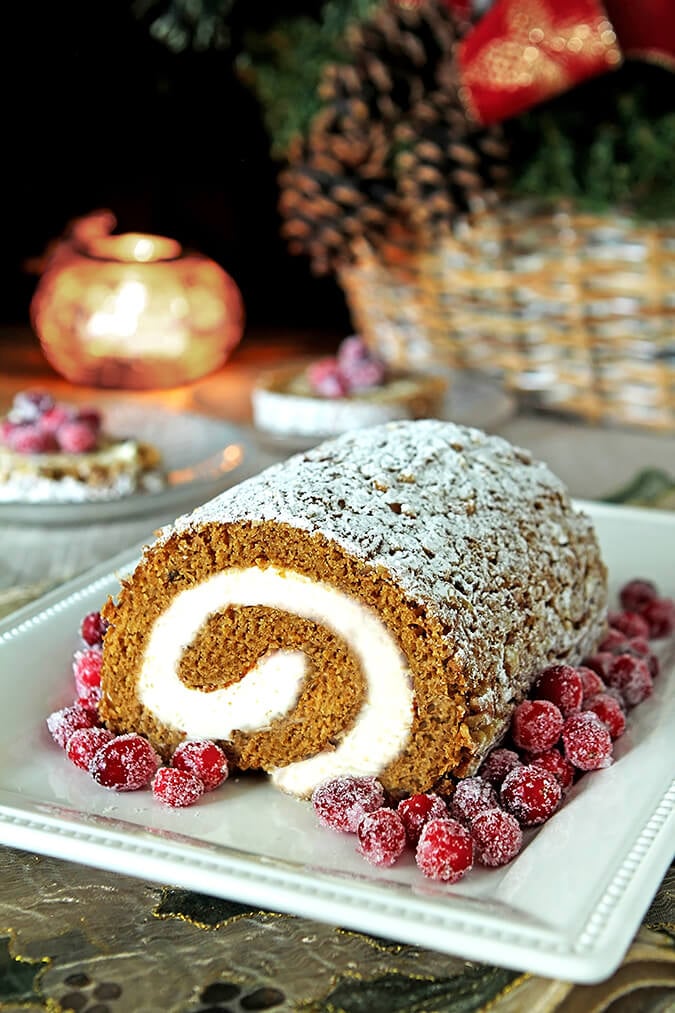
[
  {"left": 0, "top": 501, "right": 673, "bottom": 983},
  {"left": 0, "top": 402, "right": 275, "bottom": 525}
]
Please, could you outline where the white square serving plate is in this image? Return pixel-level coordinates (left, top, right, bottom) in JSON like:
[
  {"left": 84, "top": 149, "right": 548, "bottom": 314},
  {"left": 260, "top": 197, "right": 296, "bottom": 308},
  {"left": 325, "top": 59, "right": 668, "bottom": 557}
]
[{"left": 0, "top": 501, "right": 673, "bottom": 984}]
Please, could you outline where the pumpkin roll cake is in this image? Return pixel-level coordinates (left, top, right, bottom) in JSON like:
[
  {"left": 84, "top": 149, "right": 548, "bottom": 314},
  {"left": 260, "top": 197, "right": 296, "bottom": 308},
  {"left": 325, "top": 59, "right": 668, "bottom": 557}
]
[{"left": 100, "top": 419, "right": 608, "bottom": 798}]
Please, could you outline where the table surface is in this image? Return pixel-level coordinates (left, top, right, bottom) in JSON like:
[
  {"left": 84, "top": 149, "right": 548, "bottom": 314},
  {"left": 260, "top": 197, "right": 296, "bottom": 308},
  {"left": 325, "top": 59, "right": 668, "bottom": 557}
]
[{"left": 0, "top": 326, "right": 674, "bottom": 1012}]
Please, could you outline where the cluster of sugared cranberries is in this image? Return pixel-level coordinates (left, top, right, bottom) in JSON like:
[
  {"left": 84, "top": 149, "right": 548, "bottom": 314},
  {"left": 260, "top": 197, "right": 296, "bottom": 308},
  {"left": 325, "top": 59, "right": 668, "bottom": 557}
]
[
  {"left": 47, "top": 609, "right": 229, "bottom": 807},
  {"left": 309, "top": 576, "right": 672, "bottom": 883},
  {"left": 1, "top": 390, "right": 102, "bottom": 455},
  {"left": 306, "top": 335, "right": 386, "bottom": 399}
]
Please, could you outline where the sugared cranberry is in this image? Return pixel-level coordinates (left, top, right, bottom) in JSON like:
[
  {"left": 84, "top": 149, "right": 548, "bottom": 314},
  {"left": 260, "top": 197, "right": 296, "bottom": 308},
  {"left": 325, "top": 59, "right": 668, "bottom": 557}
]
[
  {"left": 606, "top": 653, "right": 653, "bottom": 707},
  {"left": 529, "top": 748, "right": 575, "bottom": 791},
  {"left": 77, "top": 685, "right": 102, "bottom": 716},
  {"left": 66, "top": 726, "right": 114, "bottom": 770},
  {"left": 582, "top": 652, "right": 615, "bottom": 681},
  {"left": 624, "top": 637, "right": 660, "bottom": 679},
  {"left": 562, "top": 712, "right": 613, "bottom": 771},
  {"left": 152, "top": 767, "right": 205, "bottom": 808},
  {"left": 46, "top": 704, "right": 97, "bottom": 749},
  {"left": 306, "top": 358, "right": 349, "bottom": 399},
  {"left": 619, "top": 579, "right": 658, "bottom": 613},
  {"left": 39, "top": 404, "right": 72, "bottom": 433},
  {"left": 311, "top": 775, "right": 386, "bottom": 833},
  {"left": 584, "top": 693, "right": 627, "bottom": 740},
  {"left": 598, "top": 628, "right": 630, "bottom": 654},
  {"left": 533, "top": 665, "right": 583, "bottom": 717},
  {"left": 8, "top": 423, "right": 58, "bottom": 454},
  {"left": 609, "top": 611, "right": 650, "bottom": 640},
  {"left": 479, "top": 748, "right": 522, "bottom": 788},
  {"left": 171, "top": 739, "right": 229, "bottom": 791},
  {"left": 340, "top": 354, "right": 386, "bottom": 393},
  {"left": 74, "top": 408, "right": 102, "bottom": 432},
  {"left": 471, "top": 808, "right": 523, "bottom": 868},
  {"left": 357, "top": 808, "right": 407, "bottom": 867},
  {"left": 415, "top": 818, "right": 474, "bottom": 882},
  {"left": 89, "top": 733, "right": 160, "bottom": 791},
  {"left": 500, "top": 765, "right": 562, "bottom": 826},
  {"left": 396, "top": 793, "right": 447, "bottom": 846},
  {"left": 80, "top": 610, "right": 108, "bottom": 647},
  {"left": 641, "top": 598, "right": 675, "bottom": 639},
  {"left": 450, "top": 777, "right": 498, "bottom": 826},
  {"left": 510, "top": 699, "right": 564, "bottom": 754},
  {"left": 57, "top": 419, "right": 98, "bottom": 454},
  {"left": 72, "top": 647, "right": 103, "bottom": 696},
  {"left": 10, "top": 390, "right": 55, "bottom": 422},
  {"left": 577, "top": 666, "right": 606, "bottom": 700}
]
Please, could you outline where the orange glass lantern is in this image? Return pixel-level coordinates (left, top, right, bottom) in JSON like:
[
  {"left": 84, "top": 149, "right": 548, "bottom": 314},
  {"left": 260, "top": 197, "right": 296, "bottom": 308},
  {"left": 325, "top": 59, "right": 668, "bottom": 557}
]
[{"left": 30, "top": 212, "right": 245, "bottom": 389}]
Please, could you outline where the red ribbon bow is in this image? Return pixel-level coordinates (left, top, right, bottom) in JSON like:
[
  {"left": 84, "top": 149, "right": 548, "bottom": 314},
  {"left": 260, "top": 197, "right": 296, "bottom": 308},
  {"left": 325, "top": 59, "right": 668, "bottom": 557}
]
[{"left": 455, "top": 0, "right": 675, "bottom": 125}]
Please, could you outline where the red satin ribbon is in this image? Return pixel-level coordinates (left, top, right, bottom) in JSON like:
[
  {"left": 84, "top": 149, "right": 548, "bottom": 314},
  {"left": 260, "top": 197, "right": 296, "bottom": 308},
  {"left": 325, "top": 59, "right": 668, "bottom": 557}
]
[{"left": 457, "top": 0, "right": 675, "bottom": 125}]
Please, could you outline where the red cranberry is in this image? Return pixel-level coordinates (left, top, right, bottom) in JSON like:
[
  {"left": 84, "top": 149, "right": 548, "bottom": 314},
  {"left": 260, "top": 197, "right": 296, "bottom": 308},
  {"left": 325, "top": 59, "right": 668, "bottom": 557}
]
[
  {"left": 311, "top": 776, "right": 386, "bottom": 833},
  {"left": 582, "top": 652, "right": 615, "bottom": 681},
  {"left": 500, "top": 765, "right": 562, "bottom": 826},
  {"left": 77, "top": 685, "right": 102, "bottom": 716},
  {"left": 606, "top": 653, "right": 653, "bottom": 707},
  {"left": 89, "top": 733, "right": 160, "bottom": 791},
  {"left": 584, "top": 693, "right": 626, "bottom": 740},
  {"left": 10, "top": 390, "right": 55, "bottom": 422},
  {"left": 357, "top": 808, "right": 407, "bottom": 867},
  {"left": 577, "top": 666, "right": 606, "bottom": 700},
  {"left": 80, "top": 610, "right": 108, "bottom": 647},
  {"left": 562, "top": 712, "right": 613, "bottom": 771},
  {"left": 306, "top": 358, "right": 348, "bottom": 398},
  {"left": 598, "top": 627, "right": 630, "bottom": 654},
  {"left": 619, "top": 579, "right": 658, "bottom": 613},
  {"left": 396, "top": 793, "right": 447, "bottom": 846},
  {"left": 171, "top": 739, "right": 229, "bottom": 791},
  {"left": 478, "top": 748, "right": 522, "bottom": 788},
  {"left": 72, "top": 647, "right": 103, "bottom": 696},
  {"left": 152, "top": 767, "right": 205, "bottom": 808},
  {"left": 57, "top": 419, "right": 98, "bottom": 454},
  {"left": 415, "top": 818, "right": 474, "bottom": 882},
  {"left": 533, "top": 664, "right": 583, "bottom": 717},
  {"left": 471, "top": 808, "right": 523, "bottom": 868},
  {"left": 510, "top": 699, "right": 564, "bottom": 753},
  {"left": 609, "top": 611, "right": 650, "bottom": 640},
  {"left": 529, "top": 748, "right": 575, "bottom": 791},
  {"left": 74, "top": 408, "right": 103, "bottom": 432},
  {"left": 66, "top": 727, "right": 114, "bottom": 770},
  {"left": 47, "top": 704, "right": 97, "bottom": 749},
  {"left": 8, "top": 423, "right": 58, "bottom": 454},
  {"left": 39, "top": 404, "right": 72, "bottom": 433},
  {"left": 450, "top": 777, "right": 499, "bottom": 826},
  {"left": 641, "top": 598, "right": 675, "bottom": 639}
]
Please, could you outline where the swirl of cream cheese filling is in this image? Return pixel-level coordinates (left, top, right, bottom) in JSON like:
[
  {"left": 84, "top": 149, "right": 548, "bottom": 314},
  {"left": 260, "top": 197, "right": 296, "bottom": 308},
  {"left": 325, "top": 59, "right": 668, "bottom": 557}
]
[{"left": 136, "top": 565, "right": 415, "bottom": 797}]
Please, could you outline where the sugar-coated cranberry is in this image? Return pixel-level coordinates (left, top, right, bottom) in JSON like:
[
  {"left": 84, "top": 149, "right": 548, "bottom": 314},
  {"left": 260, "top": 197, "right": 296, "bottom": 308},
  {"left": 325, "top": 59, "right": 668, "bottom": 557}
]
[
  {"left": 57, "top": 419, "right": 98, "bottom": 454},
  {"left": 77, "top": 685, "right": 102, "bottom": 716},
  {"left": 529, "top": 748, "right": 575, "bottom": 792},
  {"left": 10, "top": 390, "right": 55, "bottom": 422},
  {"left": 72, "top": 647, "right": 103, "bottom": 696},
  {"left": 598, "top": 628, "right": 630, "bottom": 654},
  {"left": 471, "top": 808, "right": 523, "bottom": 868},
  {"left": 336, "top": 334, "right": 371, "bottom": 366},
  {"left": 357, "top": 808, "right": 407, "bottom": 867},
  {"left": 500, "top": 765, "right": 562, "bottom": 826},
  {"left": 533, "top": 664, "right": 583, "bottom": 717},
  {"left": 66, "top": 726, "right": 114, "bottom": 770},
  {"left": 619, "top": 578, "right": 658, "bottom": 613},
  {"left": 74, "top": 408, "right": 103, "bottom": 432},
  {"left": 396, "top": 793, "right": 448, "bottom": 846},
  {"left": 171, "top": 739, "right": 229, "bottom": 791},
  {"left": 606, "top": 653, "right": 653, "bottom": 707},
  {"left": 609, "top": 611, "right": 650, "bottom": 640},
  {"left": 582, "top": 652, "right": 615, "bottom": 681},
  {"left": 415, "top": 818, "right": 474, "bottom": 882},
  {"left": 8, "top": 423, "right": 58, "bottom": 454},
  {"left": 47, "top": 704, "right": 97, "bottom": 749},
  {"left": 152, "top": 767, "right": 205, "bottom": 808},
  {"left": 479, "top": 748, "right": 522, "bottom": 788},
  {"left": 311, "top": 775, "right": 386, "bottom": 833},
  {"left": 450, "top": 777, "right": 499, "bottom": 826},
  {"left": 89, "top": 733, "right": 160, "bottom": 791},
  {"left": 340, "top": 355, "right": 386, "bottom": 393},
  {"left": 577, "top": 665, "right": 606, "bottom": 700},
  {"left": 510, "top": 699, "right": 564, "bottom": 754},
  {"left": 562, "top": 712, "right": 613, "bottom": 771},
  {"left": 584, "top": 693, "right": 627, "bottom": 740},
  {"left": 306, "top": 357, "right": 349, "bottom": 399},
  {"left": 641, "top": 598, "right": 675, "bottom": 639},
  {"left": 80, "top": 610, "right": 108, "bottom": 647},
  {"left": 39, "top": 404, "right": 72, "bottom": 434}
]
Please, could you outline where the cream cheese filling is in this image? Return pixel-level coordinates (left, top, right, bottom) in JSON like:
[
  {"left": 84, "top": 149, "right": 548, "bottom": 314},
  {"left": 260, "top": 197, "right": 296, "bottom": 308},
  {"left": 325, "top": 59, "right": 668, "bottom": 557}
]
[{"left": 137, "top": 565, "right": 415, "bottom": 797}]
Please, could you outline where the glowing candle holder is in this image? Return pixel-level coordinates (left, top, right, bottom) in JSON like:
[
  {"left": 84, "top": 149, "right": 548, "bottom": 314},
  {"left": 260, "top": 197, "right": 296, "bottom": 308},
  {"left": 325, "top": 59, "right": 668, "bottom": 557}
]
[{"left": 30, "top": 213, "right": 245, "bottom": 389}]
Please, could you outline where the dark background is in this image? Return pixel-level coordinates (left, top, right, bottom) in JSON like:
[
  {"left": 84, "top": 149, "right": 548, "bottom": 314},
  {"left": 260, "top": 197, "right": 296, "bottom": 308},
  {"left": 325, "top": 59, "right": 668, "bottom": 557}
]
[{"left": 3, "top": 1, "right": 351, "bottom": 337}]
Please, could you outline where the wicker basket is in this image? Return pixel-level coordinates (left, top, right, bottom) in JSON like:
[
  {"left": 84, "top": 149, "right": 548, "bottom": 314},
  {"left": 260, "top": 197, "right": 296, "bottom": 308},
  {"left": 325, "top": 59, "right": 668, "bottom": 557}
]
[{"left": 339, "top": 202, "right": 675, "bottom": 430}]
